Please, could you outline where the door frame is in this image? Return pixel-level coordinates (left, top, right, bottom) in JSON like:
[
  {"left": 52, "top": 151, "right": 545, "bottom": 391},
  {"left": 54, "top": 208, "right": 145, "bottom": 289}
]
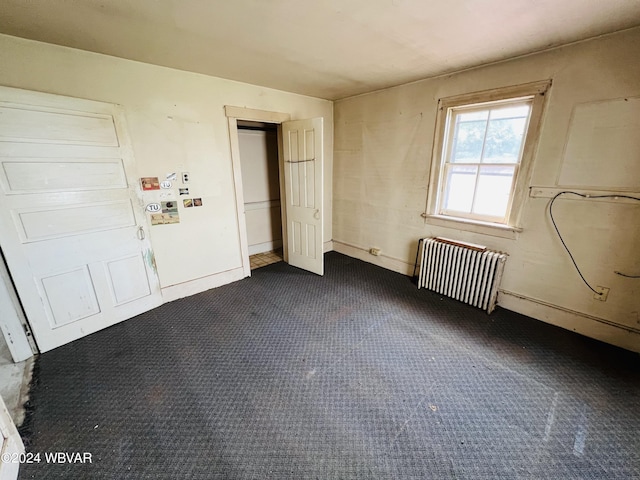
[
  {"left": 0, "top": 393, "right": 24, "bottom": 480},
  {"left": 225, "top": 106, "right": 291, "bottom": 277},
  {"left": 0, "top": 253, "right": 36, "bottom": 362}
]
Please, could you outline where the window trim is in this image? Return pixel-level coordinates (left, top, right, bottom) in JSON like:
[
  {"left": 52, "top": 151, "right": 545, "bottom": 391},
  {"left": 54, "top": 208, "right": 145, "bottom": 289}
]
[{"left": 425, "top": 80, "right": 551, "bottom": 232}]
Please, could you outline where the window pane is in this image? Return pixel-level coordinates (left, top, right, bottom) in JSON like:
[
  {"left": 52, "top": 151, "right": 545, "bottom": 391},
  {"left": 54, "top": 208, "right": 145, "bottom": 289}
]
[
  {"left": 457, "top": 110, "right": 488, "bottom": 121},
  {"left": 472, "top": 165, "right": 515, "bottom": 218},
  {"left": 443, "top": 165, "right": 476, "bottom": 213},
  {"left": 451, "top": 111, "right": 488, "bottom": 163},
  {"left": 490, "top": 104, "right": 530, "bottom": 120},
  {"left": 482, "top": 105, "right": 530, "bottom": 164}
]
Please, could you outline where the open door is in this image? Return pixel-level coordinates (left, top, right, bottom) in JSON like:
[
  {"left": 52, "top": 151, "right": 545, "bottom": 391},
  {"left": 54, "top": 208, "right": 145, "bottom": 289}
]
[
  {"left": 0, "top": 395, "right": 23, "bottom": 480},
  {"left": 281, "top": 118, "right": 324, "bottom": 275},
  {"left": 0, "top": 87, "right": 162, "bottom": 352}
]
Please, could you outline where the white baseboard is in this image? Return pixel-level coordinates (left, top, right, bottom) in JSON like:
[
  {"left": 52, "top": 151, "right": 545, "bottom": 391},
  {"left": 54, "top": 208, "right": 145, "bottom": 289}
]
[
  {"left": 498, "top": 289, "right": 640, "bottom": 353},
  {"left": 250, "top": 240, "right": 332, "bottom": 256},
  {"left": 331, "top": 241, "right": 639, "bottom": 353},
  {"left": 161, "top": 245, "right": 639, "bottom": 353},
  {"left": 248, "top": 240, "right": 283, "bottom": 255},
  {"left": 161, "top": 267, "right": 246, "bottom": 303},
  {"left": 332, "top": 241, "right": 413, "bottom": 276}
]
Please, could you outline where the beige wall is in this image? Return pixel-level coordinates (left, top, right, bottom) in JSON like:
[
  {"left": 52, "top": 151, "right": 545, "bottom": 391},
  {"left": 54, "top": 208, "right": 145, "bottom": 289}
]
[
  {"left": 0, "top": 34, "right": 333, "bottom": 298},
  {"left": 333, "top": 28, "right": 640, "bottom": 351},
  {"left": 1, "top": 29, "right": 638, "bottom": 352}
]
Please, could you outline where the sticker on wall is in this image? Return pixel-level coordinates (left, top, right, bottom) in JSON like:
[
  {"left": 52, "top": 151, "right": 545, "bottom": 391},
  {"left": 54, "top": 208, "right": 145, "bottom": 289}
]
[
  {"left": 193, "top": 198, "right": 203, "bottom": 207},
  {"left": 183, "top": 199, "right": 193, "bottom": 208},
  {"left": 150, "top": 201, "right": 180, "bottom": 225},
  {"left": 166, "top": 172, "right": 177, "bottom": 181},
  {"left": 141, "top": 177, "right": 160, "bottom": 191},
  {"left": 179, "top": 188, "right": 190, "bottom": 196},
  {"left": 160, "top": 180, "right": 172, "bottom": 189},
  {"left": 145, "top": 203, "right": 161, "bottom": 213}
]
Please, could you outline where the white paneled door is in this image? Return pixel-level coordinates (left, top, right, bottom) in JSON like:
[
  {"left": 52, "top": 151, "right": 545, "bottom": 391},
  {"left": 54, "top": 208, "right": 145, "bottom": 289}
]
[
  {"left": 281, "top": 118, "right": 324, "bottom": 275},
  {"left": 0, "top": 87, "right": 162, "bottom": 352}
]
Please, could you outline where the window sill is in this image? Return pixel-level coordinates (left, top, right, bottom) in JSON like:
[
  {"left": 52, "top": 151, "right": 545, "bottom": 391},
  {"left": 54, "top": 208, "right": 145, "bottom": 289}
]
[{"left": 423, "top": 214, "right": 522, "bottom": 240}]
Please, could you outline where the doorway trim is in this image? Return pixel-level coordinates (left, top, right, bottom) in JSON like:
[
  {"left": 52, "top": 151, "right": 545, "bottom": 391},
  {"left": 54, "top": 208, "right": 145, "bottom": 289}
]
[
  {"left": 0, "top": 254, "right": 36, "bottom": 361},
  {"left": 225, "top": 106, "right": 291, "bottom": 278}
]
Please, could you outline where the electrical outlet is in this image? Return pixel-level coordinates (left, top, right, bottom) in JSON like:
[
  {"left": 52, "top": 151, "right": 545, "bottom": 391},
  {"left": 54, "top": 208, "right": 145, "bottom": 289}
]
[
  {"left": 594, "top": 286, "right": 610, "bottom": 302},
  {"left": 182, "top": 172, "right": 190, "bottom": 184},
  {"left": 369, "top": 247, "right": 381, "bottom": 256}
]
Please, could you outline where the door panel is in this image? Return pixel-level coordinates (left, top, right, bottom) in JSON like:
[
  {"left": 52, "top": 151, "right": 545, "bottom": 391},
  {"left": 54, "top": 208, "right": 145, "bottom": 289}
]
[
  {"left": 0, "top": 104, "right": 119, "bottom": 146},
  {"left": 1, "top": 158, "right": 127, "bottom": 193},
  {"left": 40, "top": 266, "right": 101, "bottom": 328},
  {"left": 0, "top": 86, "right": 162, "bottom": 352},
  {"left": 281, "top": 118, "right": 323, "bottom": 275},
  {"left": 105, "top": 253, "right": 152, "bottom": 305},
  {"left": 15, "top": 200, "right": 136, "bottom": 241}
]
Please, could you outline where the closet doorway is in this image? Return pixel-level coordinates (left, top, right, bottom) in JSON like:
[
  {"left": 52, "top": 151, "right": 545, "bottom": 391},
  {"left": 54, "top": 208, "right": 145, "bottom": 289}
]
[
  {"left": 226, "top": 106, "right": 325, "bottom": 277},
  {"left": 236, "top": 121, "right": 284, "bottom": 269}
]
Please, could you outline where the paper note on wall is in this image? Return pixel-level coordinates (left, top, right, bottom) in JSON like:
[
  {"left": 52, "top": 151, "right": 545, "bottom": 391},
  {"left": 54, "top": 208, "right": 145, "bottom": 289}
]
[{"left": 150, "top": 201, "right": 180, "bottom": 225}]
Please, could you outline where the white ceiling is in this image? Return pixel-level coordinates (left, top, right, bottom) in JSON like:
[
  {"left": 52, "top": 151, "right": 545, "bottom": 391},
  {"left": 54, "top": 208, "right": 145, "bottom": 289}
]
[{"left": 1, "top": 0, "right": 639, "bottom": 100}]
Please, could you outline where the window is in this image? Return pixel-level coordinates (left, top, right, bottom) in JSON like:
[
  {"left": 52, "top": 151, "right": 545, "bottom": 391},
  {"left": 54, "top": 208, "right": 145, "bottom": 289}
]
[{"left": 427, "top": 81, "right": 550, "bottom": 230}]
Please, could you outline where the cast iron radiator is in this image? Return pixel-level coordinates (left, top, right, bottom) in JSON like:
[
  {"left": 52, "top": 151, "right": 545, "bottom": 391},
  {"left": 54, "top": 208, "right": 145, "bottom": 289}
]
[{"left": 417, "top": 237, "right": 507, "bottom": 314}]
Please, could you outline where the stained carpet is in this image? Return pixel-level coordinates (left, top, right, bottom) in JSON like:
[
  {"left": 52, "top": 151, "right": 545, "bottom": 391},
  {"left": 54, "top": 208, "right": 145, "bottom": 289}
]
[{"left": 19, "top": 252, "right": 640, "bottom": 479}]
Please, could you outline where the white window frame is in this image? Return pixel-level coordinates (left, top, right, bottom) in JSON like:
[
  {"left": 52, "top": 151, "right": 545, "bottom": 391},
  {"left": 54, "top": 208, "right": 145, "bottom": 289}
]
[{"left": 425, "top": 80, "right": 551, "bottom": 236}]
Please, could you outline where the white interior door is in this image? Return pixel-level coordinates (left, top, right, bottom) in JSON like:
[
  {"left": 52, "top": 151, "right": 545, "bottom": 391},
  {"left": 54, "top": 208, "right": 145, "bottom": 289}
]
[
  {"left": 0, "top": 86, "right": 162, "bottom": 352},
  {"left": 281, "top": 118, "right": 324, "bottom": 275},
  {"left": 0, "top": 394, "right": 23, "bottom": 480}
]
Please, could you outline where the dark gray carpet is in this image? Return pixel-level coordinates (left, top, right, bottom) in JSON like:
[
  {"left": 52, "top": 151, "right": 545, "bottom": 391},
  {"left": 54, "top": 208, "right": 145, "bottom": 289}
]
[{"left": 19, "top": 252, "right": 640, "bottom": 479}]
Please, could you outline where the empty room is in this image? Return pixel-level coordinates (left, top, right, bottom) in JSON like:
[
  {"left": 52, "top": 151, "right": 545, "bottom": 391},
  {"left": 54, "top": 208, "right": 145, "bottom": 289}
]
[{"left": 0, "top": 1, "right": 638, "bottom": 479}]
